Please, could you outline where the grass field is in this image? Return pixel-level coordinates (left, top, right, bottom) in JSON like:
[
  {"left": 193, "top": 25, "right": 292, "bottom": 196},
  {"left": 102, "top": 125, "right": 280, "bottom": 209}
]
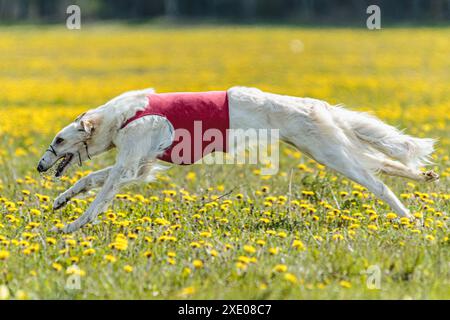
[{"left": 0, "top": 25, "right": 448, "bottom": 299}]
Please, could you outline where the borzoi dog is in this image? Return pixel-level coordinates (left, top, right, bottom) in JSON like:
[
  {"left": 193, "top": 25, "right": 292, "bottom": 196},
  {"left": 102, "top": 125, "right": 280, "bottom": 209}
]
[{"left": 37, "top": 87, "right": 438, "bottom": 233}]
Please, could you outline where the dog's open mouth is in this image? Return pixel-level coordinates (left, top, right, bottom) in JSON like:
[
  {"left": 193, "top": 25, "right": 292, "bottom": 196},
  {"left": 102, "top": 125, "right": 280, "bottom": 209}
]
[{"left": 54, "top": 153, "right": 74, "bottom": 177}]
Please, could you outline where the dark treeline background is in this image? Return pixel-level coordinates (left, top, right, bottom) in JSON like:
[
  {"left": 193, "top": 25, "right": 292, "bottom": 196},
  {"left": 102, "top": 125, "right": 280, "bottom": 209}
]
[{"left": 0, "top": 0, "right": 449, "bottom": 24}]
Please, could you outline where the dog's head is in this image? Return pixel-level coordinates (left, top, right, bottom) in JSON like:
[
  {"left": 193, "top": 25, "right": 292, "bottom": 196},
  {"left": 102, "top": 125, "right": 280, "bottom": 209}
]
[
  {"left": 37, "top": 112, "right": 101, "bottom": 177},
  {"left": 37, "top": 88, "right": 154, "bottom": 177}
]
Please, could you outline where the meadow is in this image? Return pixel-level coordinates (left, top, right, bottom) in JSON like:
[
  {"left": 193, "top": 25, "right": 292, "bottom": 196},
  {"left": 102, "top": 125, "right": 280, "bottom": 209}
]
[{"left": 0, "top": 24, "right": 448, "bottom": 299}]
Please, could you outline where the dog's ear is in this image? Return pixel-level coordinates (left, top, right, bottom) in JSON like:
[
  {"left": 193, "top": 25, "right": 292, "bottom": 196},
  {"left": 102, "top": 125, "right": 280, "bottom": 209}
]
[
  {"left": 80, "top": 117, "right": 96, "bottom": 135},
  {"left": 75, "top": 112, "right": 86, "bottom": 122}
]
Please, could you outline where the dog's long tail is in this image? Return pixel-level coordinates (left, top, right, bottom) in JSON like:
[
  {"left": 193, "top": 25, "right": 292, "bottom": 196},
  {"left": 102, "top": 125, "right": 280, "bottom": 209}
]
[{"left": 330, "top": 106, "right": 435, "bottom": 169}]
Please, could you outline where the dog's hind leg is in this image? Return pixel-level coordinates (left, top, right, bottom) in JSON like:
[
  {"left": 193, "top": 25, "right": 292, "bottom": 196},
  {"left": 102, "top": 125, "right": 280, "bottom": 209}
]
[
  {"left": 53, "top": 166, "right": 112, "bottom": 210},
  {"left": 288, "top": 133, "right": 412, "bottom": 218},
  {"left": 285, "top": 103, "right": 414, "bottom": 217},
  {"left": 327, "top": 155, "right": 411, "bottom": 217},
  {"left": 319, "top": 148, "right": 410, "bottom": 217},
  {"left": 363, "top": 154, "right": 439, "bottom": 182}
]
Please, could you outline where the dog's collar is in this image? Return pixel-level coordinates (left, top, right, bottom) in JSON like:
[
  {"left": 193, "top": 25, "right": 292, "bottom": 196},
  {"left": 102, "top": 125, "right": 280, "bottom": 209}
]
[{"left": 76, "top": 141, "right": 92, "bottom": 166}]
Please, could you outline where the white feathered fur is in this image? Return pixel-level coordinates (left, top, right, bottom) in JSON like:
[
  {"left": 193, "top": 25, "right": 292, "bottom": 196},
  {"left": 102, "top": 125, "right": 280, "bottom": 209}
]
[{"left": 330, "top": 106, "right": 435, "bottom": 169}]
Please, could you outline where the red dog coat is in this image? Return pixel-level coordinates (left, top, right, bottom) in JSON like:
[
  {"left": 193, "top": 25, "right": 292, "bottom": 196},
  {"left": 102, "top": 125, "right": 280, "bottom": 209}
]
[{"left": 121, "top": 91, "right": 229, "bottom": 164}]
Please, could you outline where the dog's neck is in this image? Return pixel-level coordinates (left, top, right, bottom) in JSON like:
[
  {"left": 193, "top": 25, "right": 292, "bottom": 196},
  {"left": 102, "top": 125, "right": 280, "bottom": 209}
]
[{"left": 87, "top": 92, "right": 150, "bottom": 156}]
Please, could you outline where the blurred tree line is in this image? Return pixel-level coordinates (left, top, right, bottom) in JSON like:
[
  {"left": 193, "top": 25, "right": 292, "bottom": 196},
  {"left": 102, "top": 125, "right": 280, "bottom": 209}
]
[{"left": 0, "top": 0, "right": 448, "bottom": 23}]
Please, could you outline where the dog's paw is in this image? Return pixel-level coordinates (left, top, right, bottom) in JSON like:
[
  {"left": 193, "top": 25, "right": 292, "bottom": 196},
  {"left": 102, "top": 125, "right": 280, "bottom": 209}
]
[
  {"left": 421, "top": 170, "right": 439, "bottom": 183},
  {"left": 49, "top": 225, "right": 63, "bottom": 233},
  {"left": 62, "top": 223, "right": 80, "bottom": 234},
  {"left": 50, "top": 224, "right": 73, "bottom": 234},
  {"left": 53, "top": 194, "right": 69, "bottom": 210},
  {"left": 91, "top": 218, "right": 101, "bottom": 226},
  {"left": 409, "top": 216, "right": 422, "bottom": 227}
]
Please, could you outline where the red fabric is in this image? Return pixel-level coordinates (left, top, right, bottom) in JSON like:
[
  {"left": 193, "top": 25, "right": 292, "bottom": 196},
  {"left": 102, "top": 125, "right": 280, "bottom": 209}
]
[{"left": 121, "top": 91, "right": 229, "bottom": 164}]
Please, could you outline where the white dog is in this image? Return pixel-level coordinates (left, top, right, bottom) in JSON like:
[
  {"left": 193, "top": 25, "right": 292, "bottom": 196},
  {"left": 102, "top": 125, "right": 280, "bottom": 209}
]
[{"left": 37, "top": 87, "right": 438, "bottom": 233}]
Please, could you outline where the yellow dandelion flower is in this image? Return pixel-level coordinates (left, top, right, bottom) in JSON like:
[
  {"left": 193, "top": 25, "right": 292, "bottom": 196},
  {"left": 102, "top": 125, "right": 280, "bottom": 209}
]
[
  {"left": 80, "top": 241, "right": 91, "bottom": 248},
  {"left": 284, "top": 273, "right": 298, "bottom": 284},
  {"left": 123, "top": 265, "right": 133, "bottom": 273},
  {"left": 68, "top": 256, "right": 79, "bottom": 264},
  {"left": 29, "top": 209, "right": 41, "bottom": 216},
  {"left": 199, "top": 231, "right": 212, "bottom": 238},
  {"left": 104, "top": 254, "right": 117, "bottom": 263},
  {"left": 185, "top": 172, "right": 196, "bottom": 181},
  {"left": 277, "top": 231, "right": 287, "bottom": 238},
  {"left": 15, "top": 290, "right": 28, "bottom": 300},
  {"left": 193, "top": 259, "right": 204, "bottom": 269},
  {"left": 46, "top": 237, "right": 57, "bottom": 245},
  {"left": 235, "top": 261, "right": 248, "bottom": 270},
  {"left": 154, "top": 218, "right": 170, "bottom": 226},
  {"left": 386, "top": 213, "right": 397, "bottom": 220},
  {"left": 83, "top": 248, "right": 96, "bottom": 256},
  {"left": 52, "top": 262, "right": 63, "bottom": 271},
  {"left": 332, "top": 234, "right": 344, "bottom": 241},
  {"left": 0, "top": 250, "right": 10, "bottom": 260},
  {"left": 66, "top": 266, "right": 86, "bottom": 276},
  {"left": 292, "top": 240, "right": 305, "bottom": 250},
  {"left": 256, "top": 239, "right": 266, "bottom": 246},
  {"left": 273, "top": 264, "right": 288, "bottom": 273},
  {"left": 243, "top": 245, "right": 256, "bottom": 254},
  {"left": 400, "top": 217, "right": 410, "bottom": 225},
  {"left": 209, "top": 249, "right": 218, "bottom": 257},
  {"left": 179, "top": 286, "right": 196, "bottom": 296}
]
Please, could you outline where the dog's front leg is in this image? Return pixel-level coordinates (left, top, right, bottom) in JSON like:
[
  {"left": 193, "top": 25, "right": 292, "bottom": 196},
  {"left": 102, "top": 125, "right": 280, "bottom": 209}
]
[
  {"left": 56, "top": 114, "right": 173, "bottom": 233},
  {"left": 53, "top": 166, "right": 112, "bottom": 210},
  {"left": 57, "top": 164, "right": 136, "bottom": 233}
]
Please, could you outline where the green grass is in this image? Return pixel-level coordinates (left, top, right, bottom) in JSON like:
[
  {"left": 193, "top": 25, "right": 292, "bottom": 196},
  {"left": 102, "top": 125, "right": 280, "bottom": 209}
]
[{"left": 0, "top": 25, "right": 448, "bottom": 299}]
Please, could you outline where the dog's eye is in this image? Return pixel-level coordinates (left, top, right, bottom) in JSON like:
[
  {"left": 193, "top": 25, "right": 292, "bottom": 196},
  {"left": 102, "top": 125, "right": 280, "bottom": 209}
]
[{"left": 55, "top": 137, "right": 64, "bottom": 145}]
